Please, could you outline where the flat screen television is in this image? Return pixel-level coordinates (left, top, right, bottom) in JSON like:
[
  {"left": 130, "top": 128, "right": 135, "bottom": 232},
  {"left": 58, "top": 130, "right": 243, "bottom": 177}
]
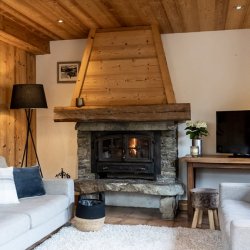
[{"left": 216, "top": 110, "right": 250, "bottom": 157}]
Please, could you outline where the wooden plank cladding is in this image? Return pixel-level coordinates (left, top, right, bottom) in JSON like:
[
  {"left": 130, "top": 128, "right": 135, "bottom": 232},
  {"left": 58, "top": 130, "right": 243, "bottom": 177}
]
[
  {"left": 86, "top": 58, "right": 160, "bottom": 75},
  {"left": 151, "top": 24, "right": 176, "bottom": 103},
  {"left": 54, "top": 104, "right": 190, "bottom": 123},
  {"left": 1, "top": 0, "right": 250, "bottom": 42},
  {"left": 0, "top": 40, "right": 36, "bottom": 166},
  {"left": 83, "top": 73, "right": 162, "bottom": 89},
  {"left": 0, "top": 14, "right": 50, "bottom": 54},
  {"left": 70, "top": 25, "right": 176, "bottom": 107},
  {"left": 93, "top": 29, "right": 154, "bottom": 47},
  {"left": 90, "top": 44, "right": 156, "bottom": 61},
  {"left": 71, "top": 28, "right": 96, "bottom": 106}
]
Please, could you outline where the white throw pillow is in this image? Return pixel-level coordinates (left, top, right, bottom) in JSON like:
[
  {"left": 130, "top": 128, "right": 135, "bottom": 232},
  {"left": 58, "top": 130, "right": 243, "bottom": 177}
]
[
  {"left": 0, "top": 156, "right": 8, "bottom": 168},
  {"left": 0, "top": 167, "right": 19, "bottom": 204}
]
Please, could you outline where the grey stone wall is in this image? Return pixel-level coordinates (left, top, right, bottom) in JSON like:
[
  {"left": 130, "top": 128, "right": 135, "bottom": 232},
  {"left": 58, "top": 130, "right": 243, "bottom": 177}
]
[
  {"left": 161, "top": 129, "right": 177, "bottom": 178},
  {"left": 76, "top": 122, "right": 178, "bottom": 179},
  {"left": 77, "top": 131, "right": 94, "bottom": 179}
]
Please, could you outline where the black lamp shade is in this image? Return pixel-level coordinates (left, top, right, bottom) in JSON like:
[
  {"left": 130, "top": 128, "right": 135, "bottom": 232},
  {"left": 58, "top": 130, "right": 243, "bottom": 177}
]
[{"left": 10, "top": 84, "right": 47, "bottom": 109}]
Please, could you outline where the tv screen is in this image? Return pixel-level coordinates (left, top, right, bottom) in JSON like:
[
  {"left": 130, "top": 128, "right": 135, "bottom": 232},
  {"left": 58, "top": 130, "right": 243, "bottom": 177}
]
[{"left": 216, "top": 111, "right": 250, "bottom": 156}]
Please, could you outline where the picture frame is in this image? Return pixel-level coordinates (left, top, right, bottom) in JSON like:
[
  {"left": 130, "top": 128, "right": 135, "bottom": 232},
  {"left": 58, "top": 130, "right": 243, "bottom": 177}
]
[{"left": 57, "top": 61, "right": 80, "bottom": 83}]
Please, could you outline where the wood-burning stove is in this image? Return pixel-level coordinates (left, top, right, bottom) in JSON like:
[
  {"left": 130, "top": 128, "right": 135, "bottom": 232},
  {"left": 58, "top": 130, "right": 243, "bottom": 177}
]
[{"left": 91, "top": 131, "right": 161, "bottom": 180}]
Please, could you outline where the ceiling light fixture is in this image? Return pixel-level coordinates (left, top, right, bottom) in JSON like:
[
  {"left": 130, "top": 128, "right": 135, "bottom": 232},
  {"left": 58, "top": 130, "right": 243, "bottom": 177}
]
[
  {"left": 58, "top": 19, "right": 64, "bottom": 23},
  {"left": 235, "top": 5, "right": 242, "bottom": 10}
]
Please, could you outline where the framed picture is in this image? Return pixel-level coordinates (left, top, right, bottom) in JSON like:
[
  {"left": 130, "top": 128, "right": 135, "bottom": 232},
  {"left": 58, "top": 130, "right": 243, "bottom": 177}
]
[{"left": 57, "top": 61, "right": 80, "bottom": 83}]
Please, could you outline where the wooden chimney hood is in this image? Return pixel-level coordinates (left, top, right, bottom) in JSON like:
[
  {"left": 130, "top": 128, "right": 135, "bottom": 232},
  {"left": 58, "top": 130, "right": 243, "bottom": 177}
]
[{"left": 54, "top": 25, "right": 190, "bottom": 122}]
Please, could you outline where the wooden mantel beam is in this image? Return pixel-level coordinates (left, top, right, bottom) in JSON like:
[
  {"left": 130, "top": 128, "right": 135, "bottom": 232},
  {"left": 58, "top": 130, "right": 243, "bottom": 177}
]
[
  {"left": 54, "top": 104, "right": 191, "bottom": 122},
  {"left": 0, "top": 15, "right": 50, "bottom": 54}
]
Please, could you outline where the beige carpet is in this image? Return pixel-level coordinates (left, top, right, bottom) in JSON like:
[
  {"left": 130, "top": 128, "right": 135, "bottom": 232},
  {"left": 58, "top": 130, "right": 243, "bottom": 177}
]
[{"left": 34, "top": 224, "right": 223, "bottom": 250}]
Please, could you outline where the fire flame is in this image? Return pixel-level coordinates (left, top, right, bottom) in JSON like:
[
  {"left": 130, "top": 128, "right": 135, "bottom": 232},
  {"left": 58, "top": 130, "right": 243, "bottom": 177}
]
[{"left": 129, "top": 137, "right": 138, "bottom": 156}]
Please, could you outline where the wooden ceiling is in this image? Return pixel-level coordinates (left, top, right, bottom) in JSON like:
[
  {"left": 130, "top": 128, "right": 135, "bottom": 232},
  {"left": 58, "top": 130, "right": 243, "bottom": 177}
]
[{"left": 0, "top": 0, "right": 250, "bottom": 54}]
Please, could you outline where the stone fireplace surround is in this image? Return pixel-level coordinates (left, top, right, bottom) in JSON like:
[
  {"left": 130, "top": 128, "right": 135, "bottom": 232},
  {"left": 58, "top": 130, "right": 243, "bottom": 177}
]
[{"left": 75, "top": 121, "right": 184, "bottom": 219}]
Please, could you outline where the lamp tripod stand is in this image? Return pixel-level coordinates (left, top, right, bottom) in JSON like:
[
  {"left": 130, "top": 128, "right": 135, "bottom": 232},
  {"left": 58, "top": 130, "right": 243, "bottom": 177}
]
[{"left": 22, "top": 108, "right": 43, "bottom": 177}]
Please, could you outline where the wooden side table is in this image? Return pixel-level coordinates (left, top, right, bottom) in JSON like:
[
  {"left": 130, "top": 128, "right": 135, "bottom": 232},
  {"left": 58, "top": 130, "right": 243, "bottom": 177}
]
[{"left": 181, "top": 155, "right": 250, "bottom": 218}]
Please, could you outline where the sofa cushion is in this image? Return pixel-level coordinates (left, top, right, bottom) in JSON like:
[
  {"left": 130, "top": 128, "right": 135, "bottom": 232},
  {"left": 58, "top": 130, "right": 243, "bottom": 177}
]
[
  {"left": 220, "top": 199, "right": 250, "bottom": 239},
  {"left": 13, "top": 166, "right": 45, "bottom": 198},
  {"left": 0, "top": 167, "right": 19, "bottom": 204},
  {"left": 0, "top": 212, "right": 30, "bottom": 246},
  {"left": 0, "top": 194, "right": 69, "bottom": 228}
]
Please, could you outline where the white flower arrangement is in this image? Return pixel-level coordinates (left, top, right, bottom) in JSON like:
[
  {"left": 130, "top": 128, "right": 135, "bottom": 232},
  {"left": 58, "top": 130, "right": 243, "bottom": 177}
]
[{"left": 185, "top": 120, "right": 208, "bottom": 139}]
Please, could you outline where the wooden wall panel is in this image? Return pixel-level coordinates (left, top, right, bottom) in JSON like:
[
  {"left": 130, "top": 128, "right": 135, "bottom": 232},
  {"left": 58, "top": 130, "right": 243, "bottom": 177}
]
[
  {"left": 14, "top": 49, "right": 27, "bottom": 166},
  {"left": 0, "top": 40, "right": 36, "bottom": 166},
  {"left": 0, "top": 42, "right": 15, "bottom": 165},
  {"left": 86, "top": 58, "right": 160, "bottom": 76},
  {"left": 83, "top": 73, "right": 162, "bottom": 89},
  {"left": 72, "top": 26, "right": 176, "bottom": 106},
  {"left": 90, "top": 44, "right": 156, "bottom": 60},
  {"left": 93, "top": 29, "right": 154, "bottom": 47},
  {"left": 26, "top": 52, "right": 37, "bottom": 165},
  {"left": 81, "top": 88, "right": 166, "bottom": 106}
]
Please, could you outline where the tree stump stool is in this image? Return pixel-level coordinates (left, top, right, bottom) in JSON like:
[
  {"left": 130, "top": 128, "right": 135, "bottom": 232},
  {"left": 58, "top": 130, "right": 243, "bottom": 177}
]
[{"left": 190, "top": 188, "right": 219, "bottom": 230}]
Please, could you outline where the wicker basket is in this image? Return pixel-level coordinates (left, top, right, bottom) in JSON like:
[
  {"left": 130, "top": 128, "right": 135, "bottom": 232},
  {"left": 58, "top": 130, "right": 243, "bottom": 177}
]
[
  {"left": 72, "top": 197, "right": 105, "bottom": 232},
  {"left": 71, "top": 216, "right": 105, "bottom": 232}
]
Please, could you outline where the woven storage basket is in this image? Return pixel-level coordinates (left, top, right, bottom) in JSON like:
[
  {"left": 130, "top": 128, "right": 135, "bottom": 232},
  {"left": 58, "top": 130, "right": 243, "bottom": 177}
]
[
  {"left": 72, "top": 216, "right": 105, "bottom": 232},
  {"left": 72, "top": 198, "right": 105, "bottom": 232}
]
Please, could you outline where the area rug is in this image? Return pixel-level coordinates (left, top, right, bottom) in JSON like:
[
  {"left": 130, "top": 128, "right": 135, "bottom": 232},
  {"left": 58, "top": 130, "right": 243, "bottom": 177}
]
[{"left": 34, "top": 224, "right": 223, "bottom": 250}]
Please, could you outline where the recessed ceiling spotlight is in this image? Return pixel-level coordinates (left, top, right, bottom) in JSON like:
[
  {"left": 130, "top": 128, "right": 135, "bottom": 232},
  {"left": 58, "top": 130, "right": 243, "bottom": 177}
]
[
  {"left": 58, "top": 19, "right": 64, "bottom": 23},
  {"left": 235, "top": 5, "right": 243, "bottom": 10}
]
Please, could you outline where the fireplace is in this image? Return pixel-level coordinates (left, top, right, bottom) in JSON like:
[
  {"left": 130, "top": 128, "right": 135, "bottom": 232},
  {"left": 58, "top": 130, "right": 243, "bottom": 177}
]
[
  {"left": 53, "top": 27, "right": 190, "bottom": 219},
  {"left": 74, "top": 121, "right": 185, "bottom": 219},
  {"left": 91, "top": 131, "right": 161, "bottom": 180},
  {"left": 76, "top": 121, "right": 178, "bottom": 181}
]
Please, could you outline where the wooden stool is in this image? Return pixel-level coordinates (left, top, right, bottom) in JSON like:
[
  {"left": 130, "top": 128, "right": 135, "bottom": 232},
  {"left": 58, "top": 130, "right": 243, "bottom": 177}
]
[{"left": 190, "top": 188, "right": 219, "bottom": 230}]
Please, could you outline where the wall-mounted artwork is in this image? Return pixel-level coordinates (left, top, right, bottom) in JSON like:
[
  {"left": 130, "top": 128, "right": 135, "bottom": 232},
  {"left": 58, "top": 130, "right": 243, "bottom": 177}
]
[{"left": 57, "top": 61, "right": 80, "bottom": 83}]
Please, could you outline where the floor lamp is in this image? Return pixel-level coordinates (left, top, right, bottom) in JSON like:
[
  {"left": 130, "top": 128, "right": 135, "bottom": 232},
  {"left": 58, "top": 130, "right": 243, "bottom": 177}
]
[{"left": 10, "top": 84, "right": 47, "bottom": 177}]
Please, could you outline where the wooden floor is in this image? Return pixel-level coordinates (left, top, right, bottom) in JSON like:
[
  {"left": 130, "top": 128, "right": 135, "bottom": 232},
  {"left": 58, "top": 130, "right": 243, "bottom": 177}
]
[{"left": 105, "top": 206, "right": 211, "bottom": 229}]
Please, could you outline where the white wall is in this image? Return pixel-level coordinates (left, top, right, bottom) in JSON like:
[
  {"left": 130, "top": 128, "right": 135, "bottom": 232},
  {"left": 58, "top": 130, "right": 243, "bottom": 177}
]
[
  {"left": 162, "top": 29, "right": 250, "bottom": 192},
  {"left": 162, "top": 29, "right": 250, "bottom": 156},
  {"left": 36, "top": 29, "right": 250, "bottom": 195},
  {"left": 36, "top": 39, "right": 86, "bottom": 179}
]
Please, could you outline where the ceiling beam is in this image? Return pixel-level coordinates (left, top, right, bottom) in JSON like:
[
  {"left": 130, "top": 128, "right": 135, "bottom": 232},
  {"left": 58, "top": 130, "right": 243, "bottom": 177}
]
[
  {"left": 0, "top": 1, "right": 60, "bottom": 40},
  {"left": 0, "top": 15, "right": 50, "bottom": 54}
]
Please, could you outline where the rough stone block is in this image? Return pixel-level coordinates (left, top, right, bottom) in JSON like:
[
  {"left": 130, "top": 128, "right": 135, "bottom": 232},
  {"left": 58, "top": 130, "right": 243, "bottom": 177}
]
[{"left": 159, "top": 196, "right": 177, "bottom": 220}]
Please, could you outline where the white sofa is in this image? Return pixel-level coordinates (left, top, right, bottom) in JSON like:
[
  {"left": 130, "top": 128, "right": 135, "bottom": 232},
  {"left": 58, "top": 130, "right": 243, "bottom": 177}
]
[
  {"left": 218, "top": 183, "right": 250, "bottom": 250},
  {"left": 0, "top": 157, "right": 74, "bottom": 250}
]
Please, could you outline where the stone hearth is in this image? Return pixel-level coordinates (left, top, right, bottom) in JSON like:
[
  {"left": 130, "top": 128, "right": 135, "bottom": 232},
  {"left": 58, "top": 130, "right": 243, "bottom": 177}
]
[
  {"left": 75, "top": 178, "right": 184, "bottom": 219},
  {"left": 75, "top": 121, "right": 184, "bottom": 219}
]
